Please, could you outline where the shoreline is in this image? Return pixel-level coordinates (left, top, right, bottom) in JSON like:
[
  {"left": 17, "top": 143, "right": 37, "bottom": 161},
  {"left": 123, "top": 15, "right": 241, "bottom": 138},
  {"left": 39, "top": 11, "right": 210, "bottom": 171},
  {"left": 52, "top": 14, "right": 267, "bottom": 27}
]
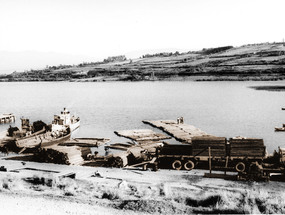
[
  {"left": 1, "top": 74, "right": 285, "bottom": 82},
  {"left": 1, "top": 159, "right": 285, "bottom": 214}
]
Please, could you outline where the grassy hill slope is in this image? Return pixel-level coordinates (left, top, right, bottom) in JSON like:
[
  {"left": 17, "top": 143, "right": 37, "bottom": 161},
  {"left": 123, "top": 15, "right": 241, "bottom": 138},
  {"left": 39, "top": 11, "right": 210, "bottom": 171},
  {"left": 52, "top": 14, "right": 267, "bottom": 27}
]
[{"left": 2, "top": 43, "right": 285, "bottom": 81}]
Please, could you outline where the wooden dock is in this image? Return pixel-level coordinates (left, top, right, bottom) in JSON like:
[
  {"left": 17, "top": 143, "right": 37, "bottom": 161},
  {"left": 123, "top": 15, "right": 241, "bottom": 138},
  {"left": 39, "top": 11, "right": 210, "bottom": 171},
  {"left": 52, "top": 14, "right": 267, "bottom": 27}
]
[
  {"left": 0, "top": 113, "right": 15, "bottom": 124},
  {"left": 114, "top": 129, "right": 171, "bottom": 144},
  {"left": 142, "top": 120, "right": 211, "bottom": 143}
]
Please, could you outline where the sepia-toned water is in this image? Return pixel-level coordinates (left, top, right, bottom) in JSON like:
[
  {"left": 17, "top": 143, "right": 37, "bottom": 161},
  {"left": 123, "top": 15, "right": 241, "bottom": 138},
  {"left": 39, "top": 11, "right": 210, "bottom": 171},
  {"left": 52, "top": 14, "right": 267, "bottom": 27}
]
[{"left": 1, "top": 81, "right": 285, "bottom": 153}]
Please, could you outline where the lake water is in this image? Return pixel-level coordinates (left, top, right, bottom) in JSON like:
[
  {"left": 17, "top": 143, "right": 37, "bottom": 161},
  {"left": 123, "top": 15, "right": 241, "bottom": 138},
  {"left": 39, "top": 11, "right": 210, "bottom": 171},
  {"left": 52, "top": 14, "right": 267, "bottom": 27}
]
[{"left": 1, "top": 81, "right": 285, "bottom": 153}]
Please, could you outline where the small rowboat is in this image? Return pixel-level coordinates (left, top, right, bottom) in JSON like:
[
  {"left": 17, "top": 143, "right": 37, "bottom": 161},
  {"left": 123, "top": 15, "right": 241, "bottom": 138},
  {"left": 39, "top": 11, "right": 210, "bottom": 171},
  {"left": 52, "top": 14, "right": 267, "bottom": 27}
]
[{"left": 275, "top": 127, "right": 285, "bottom": 132}]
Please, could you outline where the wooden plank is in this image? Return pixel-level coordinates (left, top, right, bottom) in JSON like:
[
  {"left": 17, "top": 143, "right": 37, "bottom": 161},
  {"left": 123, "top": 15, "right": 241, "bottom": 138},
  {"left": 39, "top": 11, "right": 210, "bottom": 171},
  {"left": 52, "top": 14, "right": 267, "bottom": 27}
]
[{"left": 59, "top": 138, "right": 110, "bottom": 147}]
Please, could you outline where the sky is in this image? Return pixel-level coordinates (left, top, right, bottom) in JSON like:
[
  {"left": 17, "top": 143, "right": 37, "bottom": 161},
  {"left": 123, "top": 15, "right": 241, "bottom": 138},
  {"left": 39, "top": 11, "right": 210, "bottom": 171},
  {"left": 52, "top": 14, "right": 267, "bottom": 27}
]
[{"left": 0, "top": 0, "right": 284, "bottom": 73}]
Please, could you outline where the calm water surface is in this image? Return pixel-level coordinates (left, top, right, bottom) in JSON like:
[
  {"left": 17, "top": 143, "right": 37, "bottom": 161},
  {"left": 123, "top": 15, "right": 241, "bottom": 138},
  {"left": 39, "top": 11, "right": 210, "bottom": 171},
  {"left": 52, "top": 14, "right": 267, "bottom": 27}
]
[{"left": 1, "top": 81, "right": 285, "bottom": 153}]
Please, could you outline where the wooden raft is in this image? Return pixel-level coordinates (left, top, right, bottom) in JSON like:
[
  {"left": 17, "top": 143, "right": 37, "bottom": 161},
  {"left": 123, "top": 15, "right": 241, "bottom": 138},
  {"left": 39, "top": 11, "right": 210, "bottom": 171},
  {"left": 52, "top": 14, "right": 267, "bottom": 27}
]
[
  {"left": 114, "top": 129, "right": 170, "bottom": 144},
  {"left": 143, "top": 120, "right": 210, "bottom": 143}
]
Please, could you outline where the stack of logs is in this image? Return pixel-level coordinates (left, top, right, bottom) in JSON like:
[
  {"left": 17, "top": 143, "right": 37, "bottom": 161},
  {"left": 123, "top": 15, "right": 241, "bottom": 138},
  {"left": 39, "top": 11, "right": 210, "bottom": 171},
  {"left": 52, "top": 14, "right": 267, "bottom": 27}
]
[
  {"left": 192, "top": 136, "right": 227, "bottom": 157},
  {"left": 36, "top": 146, "right": 91, "bottom": 165},
  {"left": 229, "top": 138, "right": 265, "bottom": 157}
]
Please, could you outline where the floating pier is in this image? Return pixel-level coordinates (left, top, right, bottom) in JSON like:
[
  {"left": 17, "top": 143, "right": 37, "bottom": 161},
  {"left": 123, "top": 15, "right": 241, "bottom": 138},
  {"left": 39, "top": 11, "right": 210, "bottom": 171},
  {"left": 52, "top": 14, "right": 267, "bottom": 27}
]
[
  {"left": 0, "top": 113, "right": 15, "bottom": 124},
  {"left": 114, "top": 129, "right": 171, "bottom": 144},
  {"left": 143, "top": 120, "right": 210, "bottom": 143}
]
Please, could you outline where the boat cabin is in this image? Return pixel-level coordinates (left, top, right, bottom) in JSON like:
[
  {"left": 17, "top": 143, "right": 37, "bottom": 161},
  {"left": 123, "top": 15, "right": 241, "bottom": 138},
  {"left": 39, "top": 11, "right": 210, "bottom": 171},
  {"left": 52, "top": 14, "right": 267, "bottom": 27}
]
[{"left": 52, "top": 108, "right": 80, "bottom": 132}]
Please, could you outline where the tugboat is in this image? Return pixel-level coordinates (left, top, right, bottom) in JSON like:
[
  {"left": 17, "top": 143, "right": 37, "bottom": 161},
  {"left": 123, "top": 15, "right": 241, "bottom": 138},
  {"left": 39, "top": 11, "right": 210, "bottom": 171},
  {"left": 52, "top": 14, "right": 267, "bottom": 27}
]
[{"left": 52, "top": 108, "right": 80, "bottom": 132}]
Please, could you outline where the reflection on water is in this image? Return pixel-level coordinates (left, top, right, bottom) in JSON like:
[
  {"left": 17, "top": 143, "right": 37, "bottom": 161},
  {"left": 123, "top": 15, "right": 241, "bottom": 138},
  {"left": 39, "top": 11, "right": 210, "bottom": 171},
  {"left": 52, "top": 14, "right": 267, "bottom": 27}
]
[{"left": 1, "top": 81, "right": 285, "bottom": 153}]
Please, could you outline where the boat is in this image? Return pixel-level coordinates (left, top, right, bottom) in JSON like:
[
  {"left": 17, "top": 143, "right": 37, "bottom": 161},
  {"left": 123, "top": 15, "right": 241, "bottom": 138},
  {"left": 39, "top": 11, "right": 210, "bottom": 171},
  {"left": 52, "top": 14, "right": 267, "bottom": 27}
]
[
  {"left": 15, "top": 126, "right": 71, "bottom": 149},
  {"left": 52, "top": 108, "right": 80, "bottom": 132},
  {"left": 0, "top": 118, "right": 47, "bottom": 145},
  {"left": 0, "top": 113, "right": 15, "bottom": 124},
  {"left": 275, "top": 127, "right": 285, "bottom": 132}
]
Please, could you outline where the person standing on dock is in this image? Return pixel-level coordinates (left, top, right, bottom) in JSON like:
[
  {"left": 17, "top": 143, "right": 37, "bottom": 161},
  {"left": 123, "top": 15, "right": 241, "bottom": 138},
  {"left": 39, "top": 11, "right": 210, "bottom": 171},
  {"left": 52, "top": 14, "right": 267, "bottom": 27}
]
[{"left": 177, "top": 117, "right": 184, "bottom": 124}]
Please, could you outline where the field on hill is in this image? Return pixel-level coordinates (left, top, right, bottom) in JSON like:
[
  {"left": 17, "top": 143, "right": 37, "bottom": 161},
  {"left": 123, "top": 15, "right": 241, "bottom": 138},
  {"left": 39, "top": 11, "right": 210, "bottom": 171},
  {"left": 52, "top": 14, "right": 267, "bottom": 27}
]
[{"left": 1, "top": 43, "right": 285, "bottom": 82}]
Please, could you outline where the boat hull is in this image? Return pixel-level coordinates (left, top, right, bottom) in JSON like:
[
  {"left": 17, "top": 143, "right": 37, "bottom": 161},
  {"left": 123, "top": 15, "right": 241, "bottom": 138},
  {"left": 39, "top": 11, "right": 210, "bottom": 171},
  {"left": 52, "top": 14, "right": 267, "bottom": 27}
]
[
  {"left": 275, "top": 128, "right": 285, "bottom": 132},
  {"left": 15, "top": 131, "right": 71, "bottom": 149},
  {"left": 70, "top": 120, "right": 80, "bottom": 131}
]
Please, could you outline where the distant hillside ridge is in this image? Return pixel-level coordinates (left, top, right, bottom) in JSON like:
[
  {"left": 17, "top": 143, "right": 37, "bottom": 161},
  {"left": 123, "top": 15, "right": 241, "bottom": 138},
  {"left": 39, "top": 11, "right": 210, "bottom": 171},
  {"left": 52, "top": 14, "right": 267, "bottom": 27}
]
[{"left": 1, "top": 42, "right": 285, "bottom": 82}]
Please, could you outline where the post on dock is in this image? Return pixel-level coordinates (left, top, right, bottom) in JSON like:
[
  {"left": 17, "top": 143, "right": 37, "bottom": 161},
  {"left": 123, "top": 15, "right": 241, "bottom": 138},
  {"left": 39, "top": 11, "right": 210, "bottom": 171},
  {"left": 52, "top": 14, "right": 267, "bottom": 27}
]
[
  {"left": 208, "top": 147, "right": 212, "bottom": 174},
  {"left": 224, "top": 156, "right": 229, "bottom": 175}
]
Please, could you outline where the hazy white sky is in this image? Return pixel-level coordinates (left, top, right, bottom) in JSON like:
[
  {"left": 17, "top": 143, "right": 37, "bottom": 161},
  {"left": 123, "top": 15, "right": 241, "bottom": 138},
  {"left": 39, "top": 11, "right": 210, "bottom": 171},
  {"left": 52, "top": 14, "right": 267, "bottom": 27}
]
[{"left": 0, "top": 0, "right": 284, "bottom": 72}]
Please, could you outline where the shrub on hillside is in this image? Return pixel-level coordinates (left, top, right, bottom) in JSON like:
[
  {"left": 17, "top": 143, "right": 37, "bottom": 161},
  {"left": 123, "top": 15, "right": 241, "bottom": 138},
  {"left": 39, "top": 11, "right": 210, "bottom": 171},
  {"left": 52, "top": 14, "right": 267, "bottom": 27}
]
[{"left": 202, "top": 46, "right": 233, "bottom": 55}]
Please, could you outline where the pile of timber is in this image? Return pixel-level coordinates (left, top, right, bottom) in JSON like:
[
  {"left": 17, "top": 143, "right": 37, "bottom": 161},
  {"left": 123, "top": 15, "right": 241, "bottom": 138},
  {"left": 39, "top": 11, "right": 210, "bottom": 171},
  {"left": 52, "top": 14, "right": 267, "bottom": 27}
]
[
  {"left": 192, "top": 136, "right": 227, "bottom": 157},
  {"left": 114, "top": 129, "right": 170, "bottom": 144},
  {"left": 229, "top": 138, "right": 265, "bottom": 157},
  {"left": 142, "top": 120, "right": 210, "bottom": 143},
  {"left": 59, "top": 138, "right": 110, "bottom": 147},
  {"left": 36, "top": 146, "right": 91, "bottom": 165}
]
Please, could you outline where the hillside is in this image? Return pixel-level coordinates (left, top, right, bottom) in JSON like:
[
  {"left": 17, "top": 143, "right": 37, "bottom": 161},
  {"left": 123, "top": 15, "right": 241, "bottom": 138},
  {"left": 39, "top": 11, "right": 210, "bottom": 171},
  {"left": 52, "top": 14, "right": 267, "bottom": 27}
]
[{"left": 1, "top": 43, "right": 285, "bottom": 82}]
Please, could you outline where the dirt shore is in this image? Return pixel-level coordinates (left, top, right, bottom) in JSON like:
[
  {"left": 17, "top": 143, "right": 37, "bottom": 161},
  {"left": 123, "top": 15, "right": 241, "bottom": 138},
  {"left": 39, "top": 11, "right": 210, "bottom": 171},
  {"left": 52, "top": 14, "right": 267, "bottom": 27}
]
[{"left": 0, "top": 159, "right": 285, "bottom": 214}]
